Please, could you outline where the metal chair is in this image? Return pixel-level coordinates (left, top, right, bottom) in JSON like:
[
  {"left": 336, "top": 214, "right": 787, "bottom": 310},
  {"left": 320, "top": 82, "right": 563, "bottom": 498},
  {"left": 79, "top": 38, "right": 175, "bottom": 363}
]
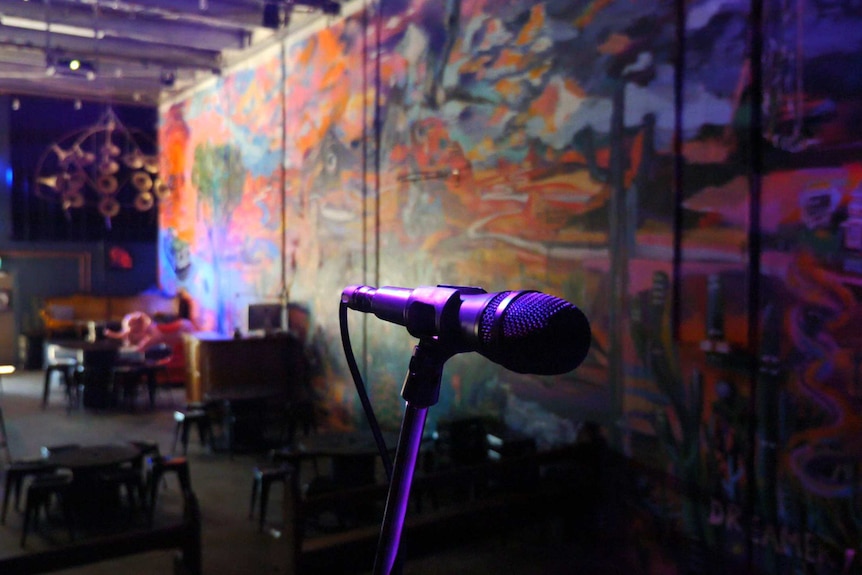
[
  {"left": 41, "top": 360, "right": 78, "bottom": 409},
  {"left": 172, "top": 404, "right": 212, "bottom": 455},
  {"left": 145, "top": 455, "right": 192, "bottom": 525},
  {"left": 20, "top": 469, "right": 75, "bottom": 547},
  {"left": 249, "top": 464, "right": 291, "bottom": 531},
  {"left": 1, "top": 406, "right": 59, "bottom": 524}
]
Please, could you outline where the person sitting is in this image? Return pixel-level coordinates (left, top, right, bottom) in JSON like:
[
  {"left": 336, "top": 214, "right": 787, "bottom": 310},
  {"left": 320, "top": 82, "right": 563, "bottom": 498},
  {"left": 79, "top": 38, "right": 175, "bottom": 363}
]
[{"left": 104, "top": 311, "right": 161, "bottom": 351}]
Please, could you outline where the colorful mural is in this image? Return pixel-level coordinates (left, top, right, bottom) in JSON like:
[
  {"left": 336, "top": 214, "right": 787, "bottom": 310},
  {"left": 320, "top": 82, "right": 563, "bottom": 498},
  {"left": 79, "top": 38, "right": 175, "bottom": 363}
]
[{"left": 159, "top": 0, "right": 862, "bottom": 571}]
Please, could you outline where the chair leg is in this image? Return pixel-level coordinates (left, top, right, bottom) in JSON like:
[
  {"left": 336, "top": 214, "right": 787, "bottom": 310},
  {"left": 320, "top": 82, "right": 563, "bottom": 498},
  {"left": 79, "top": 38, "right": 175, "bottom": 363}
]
[
  {"left": 181, "top": 423, "right": 191, "bottom": 455},
  {"left": 195, "top": 419, "right": 205, "bottom": 448},
  {"left": 1, "top": 473, "right": 13, "bottom": 524},
  {"left": 20, "top": 490, "right": 44, "bottom": 548},
  {"left": 60, "top": 494, "right": 74, "bottom": 543},
  {"left": 176, "top": 463, "right": 192, "bottom": 495},
  {"left": 259, "top": 480, "right": 271, "bottom": 531},
  {"left": 20, "top": 502, "right": 33, "bottom": 547},
  {"left": 147, "top": 467, "right": 162, "bottom": 525},
  {"left": 172, "top": 421, "right": 182, "bottom": 454},
  {"left": 41, "top": 371, "right": 52, "bottom": 409},
  {"left": 249, "top": 477, "right": 259, "bottom": 521}
]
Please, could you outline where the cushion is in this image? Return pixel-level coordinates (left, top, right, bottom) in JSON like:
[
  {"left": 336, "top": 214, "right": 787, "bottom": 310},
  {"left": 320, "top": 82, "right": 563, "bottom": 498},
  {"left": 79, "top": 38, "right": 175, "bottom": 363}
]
[{"left": 47, "top": 304, "right": 75, "bottom": 320}]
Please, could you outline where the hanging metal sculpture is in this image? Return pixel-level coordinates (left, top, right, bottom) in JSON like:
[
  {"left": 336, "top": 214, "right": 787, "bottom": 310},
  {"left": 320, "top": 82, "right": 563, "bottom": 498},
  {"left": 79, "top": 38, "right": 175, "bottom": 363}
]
[{"left": 33, "top": 107, "right": 169, "bottom": 227}]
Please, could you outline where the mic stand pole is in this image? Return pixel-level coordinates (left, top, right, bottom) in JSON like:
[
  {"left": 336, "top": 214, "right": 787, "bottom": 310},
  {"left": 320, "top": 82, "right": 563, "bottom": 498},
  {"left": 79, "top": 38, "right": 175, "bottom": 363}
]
[{"left": 372, "top": 337, "right": 453, "bottom": 575}]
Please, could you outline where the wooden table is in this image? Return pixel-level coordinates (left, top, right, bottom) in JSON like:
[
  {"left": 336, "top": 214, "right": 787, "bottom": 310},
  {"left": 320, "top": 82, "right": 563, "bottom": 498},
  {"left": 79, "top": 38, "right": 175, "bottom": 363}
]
[{"left": 186, "top": 332, "right": 307, "bottom": 402}]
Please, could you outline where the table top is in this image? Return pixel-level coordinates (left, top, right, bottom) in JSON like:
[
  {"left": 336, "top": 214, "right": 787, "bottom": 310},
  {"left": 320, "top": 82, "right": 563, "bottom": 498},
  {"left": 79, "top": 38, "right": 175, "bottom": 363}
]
[{"left": 44, "top": 444, "right": 140, "bottom": 471}]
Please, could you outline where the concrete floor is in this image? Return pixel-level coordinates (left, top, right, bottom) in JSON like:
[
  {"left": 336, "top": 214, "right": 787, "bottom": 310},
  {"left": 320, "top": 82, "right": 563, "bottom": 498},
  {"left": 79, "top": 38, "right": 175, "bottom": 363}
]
[{"left": 0, "top": 370, "right": 613, "bottom": 574}]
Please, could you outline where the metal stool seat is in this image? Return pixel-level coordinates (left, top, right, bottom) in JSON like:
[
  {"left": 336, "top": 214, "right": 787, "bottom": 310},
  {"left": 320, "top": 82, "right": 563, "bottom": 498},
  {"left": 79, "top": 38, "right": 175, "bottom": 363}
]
[
  {"left": 249, "top": 464, "right": 291, "bottom": 531},
  {"left": 146, "top": 455, "right": 192, "bottom": 524},
  {"left": 1, "top": 459, "right": 55, "bottom": 524},
  {"left": 21, "top": 469, "right": 75, "bottom": 547},
  {"left": 42, "top": 361, "right": 78, "bottom": 409},
  {"left": 98, "top": 465, "right": 145, "bottom": 518},
  {"left": 172, "top": 406, "right": 212, "bottom": 455}
]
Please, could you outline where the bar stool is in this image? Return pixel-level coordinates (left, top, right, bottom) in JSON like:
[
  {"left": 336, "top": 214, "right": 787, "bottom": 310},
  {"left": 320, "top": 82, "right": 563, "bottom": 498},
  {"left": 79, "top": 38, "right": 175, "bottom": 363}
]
[
  {"left": 2, "top": 459, "right": 55, "bottom": 524},
  {"left": 41, "top": 360, "right": 77, "bottom": 409},
  {"left": 130, "top": 440, "right": 161, "bottom": 468},
  {"left": 249, "top": 464, "right": 291, "bottom": 531},
  {"left": 146, "top": 455, "right": 192, "bottom": 524},
  {"left": 2, "top": 405, "right": 58, "bottom": 524},
  {"left": 21, "top": 469, "right": 75, "bottom": 547},
  {"left": 98, "top": 465, "right": 144, "bottom": 518},
  {"left": 172, "top": 404, "right": 212, "bottom": 455},
  {"left": 130, "top": 439, "right": 163, "bottom": 488}
]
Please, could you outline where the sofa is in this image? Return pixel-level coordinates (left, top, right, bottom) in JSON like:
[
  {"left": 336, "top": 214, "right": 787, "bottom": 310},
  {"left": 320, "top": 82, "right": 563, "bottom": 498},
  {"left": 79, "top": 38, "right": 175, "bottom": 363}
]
[{"left": 40, "top": 292, "right": 179, "bottom": 338}]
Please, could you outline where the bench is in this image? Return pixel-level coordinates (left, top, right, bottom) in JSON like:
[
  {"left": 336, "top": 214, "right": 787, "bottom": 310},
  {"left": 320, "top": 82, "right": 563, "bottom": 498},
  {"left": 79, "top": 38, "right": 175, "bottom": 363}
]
[
  {"left": 285, "top": 441, "right": 602, "bottom": 573},
  {"left": 0, "top": 492, "right": 201, "bottom": 574}
]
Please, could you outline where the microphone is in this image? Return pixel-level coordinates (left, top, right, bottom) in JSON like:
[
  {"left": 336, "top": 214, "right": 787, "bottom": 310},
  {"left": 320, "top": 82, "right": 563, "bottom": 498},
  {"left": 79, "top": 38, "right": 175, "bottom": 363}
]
[{"left": 341, "top": 284, "right": 591, "bottom": 375}]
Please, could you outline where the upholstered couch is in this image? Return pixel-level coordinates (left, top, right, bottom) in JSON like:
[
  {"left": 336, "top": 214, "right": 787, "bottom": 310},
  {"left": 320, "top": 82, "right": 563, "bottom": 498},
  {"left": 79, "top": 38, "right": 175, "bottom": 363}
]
[{"left": 40, "top": 292, "right": 179, "bottom": 337}]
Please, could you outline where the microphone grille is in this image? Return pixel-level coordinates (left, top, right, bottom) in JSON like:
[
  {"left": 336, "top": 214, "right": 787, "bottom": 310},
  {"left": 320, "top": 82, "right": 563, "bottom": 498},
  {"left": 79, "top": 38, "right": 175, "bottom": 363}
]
[
  {"left": 501, "top": 291, "right": 573, "bottom": 339},
  {"left": 479, "top": 291, "right": 591, "bottom": 375},
  {"left": 479, "top": 291, "right": 511, "bottom": 344}
]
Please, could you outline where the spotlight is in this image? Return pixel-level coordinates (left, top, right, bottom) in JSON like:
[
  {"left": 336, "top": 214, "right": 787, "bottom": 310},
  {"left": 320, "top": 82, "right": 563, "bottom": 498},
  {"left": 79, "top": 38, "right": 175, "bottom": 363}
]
[
  {"left": 319, "top": 0, "right": 340, "bottom": 15},
  {"left": 160, "top": 70, "right": 176, "bottom": 87},
  {"left": 57, "top": 58, "right": 97, "bottom": 79},
  {"left": 262, "top": 2, "right": 287, "bottom": 29}
]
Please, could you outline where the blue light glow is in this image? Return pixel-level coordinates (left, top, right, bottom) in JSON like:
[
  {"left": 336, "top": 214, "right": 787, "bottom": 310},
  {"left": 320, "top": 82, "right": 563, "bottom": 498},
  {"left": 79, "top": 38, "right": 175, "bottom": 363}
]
[{"left": 5, "top": 167, "right": 11, "bottom": 187}]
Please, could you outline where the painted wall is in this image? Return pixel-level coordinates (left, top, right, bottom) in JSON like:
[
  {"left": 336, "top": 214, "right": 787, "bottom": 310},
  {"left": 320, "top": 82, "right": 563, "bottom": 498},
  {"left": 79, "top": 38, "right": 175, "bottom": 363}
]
[{"left": 158, "top": 0, "right": 862, "bottom": 571}]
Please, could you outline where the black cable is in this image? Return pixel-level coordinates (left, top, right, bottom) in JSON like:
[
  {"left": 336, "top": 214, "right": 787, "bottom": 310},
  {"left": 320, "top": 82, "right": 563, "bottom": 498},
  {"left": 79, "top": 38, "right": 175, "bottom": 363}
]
[{"left": 339, "top": 301, "right": 394, "bottom": 481}]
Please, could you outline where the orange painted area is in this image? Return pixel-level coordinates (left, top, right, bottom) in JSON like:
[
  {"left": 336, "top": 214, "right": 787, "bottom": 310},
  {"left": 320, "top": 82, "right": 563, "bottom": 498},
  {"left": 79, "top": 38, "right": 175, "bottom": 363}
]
[{"left": 515, "top": 5, "right": 546, "bottom": 45}]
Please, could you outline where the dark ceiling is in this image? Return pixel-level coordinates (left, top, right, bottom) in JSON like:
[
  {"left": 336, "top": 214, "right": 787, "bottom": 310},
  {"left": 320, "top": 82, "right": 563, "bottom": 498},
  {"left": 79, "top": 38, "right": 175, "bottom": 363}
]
[{"left": 0, "top": 0, "right": 340, "bottom": 107}]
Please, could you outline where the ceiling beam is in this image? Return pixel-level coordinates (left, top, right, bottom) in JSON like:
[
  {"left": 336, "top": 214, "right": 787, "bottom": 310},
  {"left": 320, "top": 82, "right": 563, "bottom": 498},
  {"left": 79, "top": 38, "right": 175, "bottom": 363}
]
[
  {"left": 0, "top": 2, "right": 253, "bottom": 52},
  {"left": 0, "top": 28, "right": 224, "bottom": 72}
]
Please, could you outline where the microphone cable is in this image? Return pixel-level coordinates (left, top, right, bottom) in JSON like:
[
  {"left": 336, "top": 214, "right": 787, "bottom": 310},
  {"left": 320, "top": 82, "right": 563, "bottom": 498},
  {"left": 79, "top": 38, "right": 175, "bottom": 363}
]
[{"left": 339, "top": 300, "right": 394, "bottom": 482}]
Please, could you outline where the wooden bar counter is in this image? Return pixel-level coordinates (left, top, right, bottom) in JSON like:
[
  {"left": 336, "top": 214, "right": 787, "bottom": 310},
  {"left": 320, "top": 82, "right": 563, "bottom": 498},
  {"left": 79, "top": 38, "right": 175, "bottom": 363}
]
[{"left": 184, "top": 332, "right": 306, "bottom": 403}]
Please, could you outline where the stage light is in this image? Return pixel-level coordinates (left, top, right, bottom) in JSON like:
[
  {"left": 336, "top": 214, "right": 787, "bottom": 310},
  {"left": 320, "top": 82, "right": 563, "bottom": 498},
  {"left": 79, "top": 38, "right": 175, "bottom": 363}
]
[
  {"left": 318, "top": 0, "right": 340, "bottom": 15},
  {"left": 56, "top": 58, "right": 97, "bottom": 80},
  {"left": 262, "top": 2, "right": 287, "bottom": 29},
  {"left": 160, "top": 70, "right": 176, "bottom": 87}
]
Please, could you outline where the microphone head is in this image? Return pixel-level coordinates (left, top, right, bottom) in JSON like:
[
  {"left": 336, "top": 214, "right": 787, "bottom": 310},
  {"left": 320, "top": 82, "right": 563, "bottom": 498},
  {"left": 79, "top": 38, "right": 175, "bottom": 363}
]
[{"left": 477, "top": 291, "right": 591, "bottom": 375}]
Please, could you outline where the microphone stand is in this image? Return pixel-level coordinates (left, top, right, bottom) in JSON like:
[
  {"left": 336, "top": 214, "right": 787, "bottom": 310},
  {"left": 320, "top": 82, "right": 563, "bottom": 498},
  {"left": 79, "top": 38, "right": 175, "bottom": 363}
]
[{"left": 372, "top": 337, "right": 455, "bottom": 575}]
